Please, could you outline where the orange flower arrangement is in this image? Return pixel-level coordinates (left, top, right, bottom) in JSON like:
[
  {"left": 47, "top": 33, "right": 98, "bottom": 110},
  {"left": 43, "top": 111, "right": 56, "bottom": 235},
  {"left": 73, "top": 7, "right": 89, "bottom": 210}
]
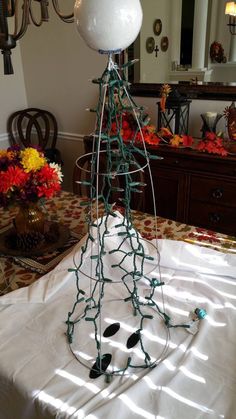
[
  {"left": 0, "top": 146, "right": 63, "bottom": 207},
  {"left": 109, "top": 112, "right": 228, "bottom": 157},
  {"left": 110, "top": 111, "right": 161, "bottom": 146},
  {"left": 196, "top": 132, "right": 228, "bottom": 156},
  {"left": 110, "top": 113, "right": 195, "bottom": 149}
]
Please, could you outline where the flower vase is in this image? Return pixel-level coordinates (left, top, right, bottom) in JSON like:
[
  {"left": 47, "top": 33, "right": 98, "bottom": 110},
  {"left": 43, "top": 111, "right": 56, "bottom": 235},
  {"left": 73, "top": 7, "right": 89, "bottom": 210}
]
[{"left": 13, "top": 203, "right": 45, "bottom": 235}]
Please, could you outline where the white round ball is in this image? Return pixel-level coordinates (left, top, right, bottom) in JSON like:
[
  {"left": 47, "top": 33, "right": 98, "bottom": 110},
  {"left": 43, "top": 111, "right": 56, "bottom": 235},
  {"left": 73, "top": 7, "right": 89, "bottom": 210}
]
[{"left": 74, "top": 0, "right": 143, "bottom": 53}]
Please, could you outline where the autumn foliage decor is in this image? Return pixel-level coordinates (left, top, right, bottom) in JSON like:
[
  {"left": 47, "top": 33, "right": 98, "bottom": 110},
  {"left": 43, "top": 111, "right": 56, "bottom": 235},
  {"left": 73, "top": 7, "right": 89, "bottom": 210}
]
[
  {"left": 0, "top": 146, "right": 63, "bottom": 249},
  {"left": 196, "top": 132, "right": 228, "bottom": 156},
  {"left": 0, "top": 146, "right": 63, "bottom": 208},
  {"left": 110, "top": 112, "right": 229, "bottom": 157}
]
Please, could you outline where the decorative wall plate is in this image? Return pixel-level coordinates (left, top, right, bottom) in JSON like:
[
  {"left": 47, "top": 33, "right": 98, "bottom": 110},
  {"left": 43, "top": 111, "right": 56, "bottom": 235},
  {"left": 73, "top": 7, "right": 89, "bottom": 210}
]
[
  {"left": 146, "top": 37, "right": 155, "bottom": 53},
  {"left": 153, "top": 18, "right": 162, "bottom": 36},
  {"left": 161, "top": 36, "right": 169, "bottom": 52}
]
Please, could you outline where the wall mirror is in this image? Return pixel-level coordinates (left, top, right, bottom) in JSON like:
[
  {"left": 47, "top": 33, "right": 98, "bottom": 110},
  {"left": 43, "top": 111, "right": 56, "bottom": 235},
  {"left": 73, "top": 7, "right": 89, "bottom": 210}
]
[{"left": 127, "top": 0, "right": 236, "bottom": 100}]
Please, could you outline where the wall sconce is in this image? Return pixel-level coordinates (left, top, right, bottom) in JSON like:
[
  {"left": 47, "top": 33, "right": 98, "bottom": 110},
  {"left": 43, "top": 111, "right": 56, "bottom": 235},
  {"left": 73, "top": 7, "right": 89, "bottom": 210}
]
[
  {"left": 225, "top": 2, "right": 236, "bottom": 35},
  {"left": 0, "top": 0, "right": 74, "bottom": 75}
]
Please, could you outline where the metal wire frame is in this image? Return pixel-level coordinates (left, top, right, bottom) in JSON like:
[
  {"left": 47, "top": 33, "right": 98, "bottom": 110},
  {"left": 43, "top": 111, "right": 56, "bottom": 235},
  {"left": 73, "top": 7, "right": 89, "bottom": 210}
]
[{"left": 65, "top": 56, "right": 181, "bottom": 380}]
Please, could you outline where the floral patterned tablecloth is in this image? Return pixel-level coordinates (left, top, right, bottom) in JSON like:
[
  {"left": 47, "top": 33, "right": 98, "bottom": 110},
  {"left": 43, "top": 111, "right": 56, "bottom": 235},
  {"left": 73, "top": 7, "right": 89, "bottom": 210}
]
[{"left": 1, "top": 190, "right": 236, "bottom": 296}]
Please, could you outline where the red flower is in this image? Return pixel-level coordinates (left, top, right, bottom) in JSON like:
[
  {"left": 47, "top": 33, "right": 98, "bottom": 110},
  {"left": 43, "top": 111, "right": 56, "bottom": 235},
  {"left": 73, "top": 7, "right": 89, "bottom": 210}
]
[
  {"left": 182, "top": 135, "right": 193, "bottom": 147},
  {"left": 110, "top": 122, "right": 117, "bottom": 135},
  {"left": 205, "top": 132, "right": 216, "bottom": 141},
  {"left": 197, "top": 134, "right": 228, "bottom": 156},
  {"left": 122, "top": 120, "right": 130, "bottom": 129},
  {"left": 122, "top": 128, "right": 133, "bottom": 141},
  {"left": 145, "top": 134, "right": 161, "bottom": 145},
  {"left": 37, "top": 183, "right": 61, "bottom": 199},
  {"left": 0, "top": 166, "right": 29, "bottom": 193}
]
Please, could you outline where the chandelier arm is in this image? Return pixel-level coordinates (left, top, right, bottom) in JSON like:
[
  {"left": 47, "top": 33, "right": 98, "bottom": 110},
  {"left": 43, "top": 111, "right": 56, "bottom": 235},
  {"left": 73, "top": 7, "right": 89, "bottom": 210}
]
[
  {"left": 29, "top": 5, "right": 43, "bottom": 27},
  {"left": 13, "top": 0, "right": 31, "bottom": 40},
  {"left": 52, "top": 0, "right": 74, "bottom": 22},
  {"left": 0, "top": 0, "right": 9, "bottom": 37},
  {"left": 60, "top": 16, "right": 74, "bottom": 23}
]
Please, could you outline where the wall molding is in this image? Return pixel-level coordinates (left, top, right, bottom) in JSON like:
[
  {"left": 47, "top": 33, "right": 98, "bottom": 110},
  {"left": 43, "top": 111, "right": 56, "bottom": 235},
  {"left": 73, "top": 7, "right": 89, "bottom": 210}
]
[
  {"left": 0, "top": 131, "right": 85, "bottom": 144},
  {"left": 0, "top": 133, "right": 9, "bottom": 143},
  {"left": 58, "top": 132, "right": 85, "bottom": 142}
]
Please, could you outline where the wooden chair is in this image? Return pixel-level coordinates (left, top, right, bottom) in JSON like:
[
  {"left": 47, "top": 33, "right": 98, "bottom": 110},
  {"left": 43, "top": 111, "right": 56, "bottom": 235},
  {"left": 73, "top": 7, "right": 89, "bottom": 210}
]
[
  {"left": 73, "top": 151, "right": 146, "bottom": 211},
  {"left": 7, "top": 108, "right": 63, "bottom": 165}
]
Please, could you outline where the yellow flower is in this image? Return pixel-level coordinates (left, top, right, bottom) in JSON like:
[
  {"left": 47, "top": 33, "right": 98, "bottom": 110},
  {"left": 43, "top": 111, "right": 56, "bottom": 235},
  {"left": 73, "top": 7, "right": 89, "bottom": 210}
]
[
  {"left": 20, "top": 148, "right": 46, "bottom": 172},
  {"left": 146, "top": 125, "right": 156, "bottom": 133},
  {"left": 170, "top": 135, "right": 183, "bottom": 147}
]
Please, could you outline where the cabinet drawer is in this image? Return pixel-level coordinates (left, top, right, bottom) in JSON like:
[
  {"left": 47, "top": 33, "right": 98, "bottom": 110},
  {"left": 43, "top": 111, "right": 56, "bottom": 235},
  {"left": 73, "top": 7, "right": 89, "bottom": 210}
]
[
  {"left": 188, "top": 201, "right": 236, "bottom": 235},
  {"left": 189, "top": 176, "right": 236, "bottom": 207}
]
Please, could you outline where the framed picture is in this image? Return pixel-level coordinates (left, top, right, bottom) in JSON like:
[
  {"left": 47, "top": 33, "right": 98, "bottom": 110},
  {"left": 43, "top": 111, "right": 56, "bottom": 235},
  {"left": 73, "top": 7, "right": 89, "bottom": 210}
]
[
  {"left": 153, "top": 19, "right": 162, "bottom": 36},
  {"left": 161, "top": 36, "right": 169, "bottom": 52},
  {"left": 146, "top": 37, "right": 155, "bottom": 53}
]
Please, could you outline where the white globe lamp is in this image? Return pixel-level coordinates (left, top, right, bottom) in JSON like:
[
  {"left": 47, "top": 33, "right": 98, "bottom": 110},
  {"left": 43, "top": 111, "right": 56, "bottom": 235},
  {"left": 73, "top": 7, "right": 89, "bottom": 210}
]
[{"left": 74, "top": 0, "right": 143, "bottom": 53}]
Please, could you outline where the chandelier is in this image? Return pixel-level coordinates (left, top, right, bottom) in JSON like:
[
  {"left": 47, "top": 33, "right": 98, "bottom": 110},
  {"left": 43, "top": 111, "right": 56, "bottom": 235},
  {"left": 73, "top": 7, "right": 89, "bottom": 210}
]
[{"left": 0, "top": 0, "right": 74, "bottom": 75}]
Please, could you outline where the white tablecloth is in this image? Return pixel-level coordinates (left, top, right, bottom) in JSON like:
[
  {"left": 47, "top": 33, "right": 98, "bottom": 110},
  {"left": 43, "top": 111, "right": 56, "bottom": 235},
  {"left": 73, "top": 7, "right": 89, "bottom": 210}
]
[{"left": 0, "top": 213, "right": 236, "bottom": 419}]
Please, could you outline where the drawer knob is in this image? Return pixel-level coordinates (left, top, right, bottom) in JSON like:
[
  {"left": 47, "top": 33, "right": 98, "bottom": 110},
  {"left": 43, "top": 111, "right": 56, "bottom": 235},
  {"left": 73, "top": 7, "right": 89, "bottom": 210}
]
[
  {"left": 209, "top": 213, "right": 221, "bottom": 223},
  {"left": 211, "top": 188, "right": 223, "bottom": 199}
]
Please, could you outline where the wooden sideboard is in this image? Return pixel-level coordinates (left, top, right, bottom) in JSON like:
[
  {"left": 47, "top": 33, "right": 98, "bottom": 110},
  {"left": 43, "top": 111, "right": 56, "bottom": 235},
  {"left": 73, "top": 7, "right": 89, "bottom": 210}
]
[
  {"left": 144, "top": 145, "right": 236, "bottom": 236},
  {"left": 83, "top": 136, "right": 236, "bottom": 236}
]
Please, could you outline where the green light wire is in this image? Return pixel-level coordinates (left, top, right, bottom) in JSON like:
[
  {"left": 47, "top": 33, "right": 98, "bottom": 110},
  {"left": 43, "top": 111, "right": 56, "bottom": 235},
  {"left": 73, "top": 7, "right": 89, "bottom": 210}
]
[{"left": 66, "top": 56, "right": 189, "bottom": 378}]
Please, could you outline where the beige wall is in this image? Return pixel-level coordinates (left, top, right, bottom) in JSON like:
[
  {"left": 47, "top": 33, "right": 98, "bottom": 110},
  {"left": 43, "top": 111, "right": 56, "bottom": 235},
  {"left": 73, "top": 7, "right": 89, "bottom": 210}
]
[
  {"left": 19, "top": 3, "right": 106, "bottom": 135},
  {"left": 0, "top": 4, "right": 233, "bottom": 192},
  {"left": 0, "top": 43, "right": 27, "bottom": 139},
  {"left": 140, "top": 0, "right": 171, "bottom": 83}
]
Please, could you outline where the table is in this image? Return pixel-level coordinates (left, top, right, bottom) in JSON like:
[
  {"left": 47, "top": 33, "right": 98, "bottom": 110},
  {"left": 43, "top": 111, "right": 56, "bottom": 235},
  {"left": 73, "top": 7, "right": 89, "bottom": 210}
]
[
  {"left": 1, "top": 190, "right": 236, "bottom": 297},
  {"left": 1, "top": 192, "right": 236, "bottom": 419}
]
